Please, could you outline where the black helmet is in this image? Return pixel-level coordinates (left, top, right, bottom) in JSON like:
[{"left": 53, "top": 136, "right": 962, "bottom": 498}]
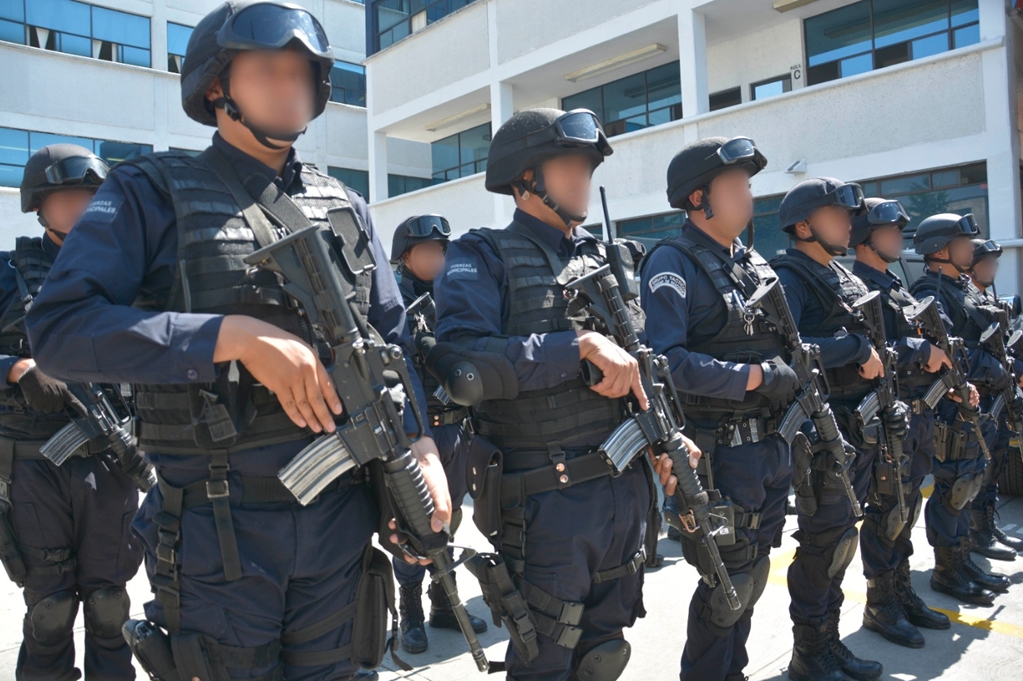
[
  {"left": 850, "top": 198, "right": 910, "bottom": 246},
  {"left": 390, "top": 214, "right": 451, "bottom": 263},
  {"left": 665, "top": 136, "right": 766, "bottom": 212},
  {"left": 20, "top": 144, "right": 108, "bottom": 214},
  {"left": 778, "top": 177, "right": 864, "bottom": 257},
  {"left": 972, "top": 238, "right": 1002, "bottom": 265},
  {"left": 485, "top": 108, "right": 611, "bottom": 224},
  {"left": 912, "top": 213, "right": 979, "bottom": 256},
  {"left": 181, "top": 1, "right": 334, "bottom": 147}
]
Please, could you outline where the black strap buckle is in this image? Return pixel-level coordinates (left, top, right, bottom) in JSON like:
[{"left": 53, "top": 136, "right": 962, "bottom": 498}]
[{"left": 206, "top": 479, "right": 230, "bottom": 499}]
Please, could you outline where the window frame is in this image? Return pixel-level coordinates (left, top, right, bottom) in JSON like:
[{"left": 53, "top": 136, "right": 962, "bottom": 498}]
[
  {"left": 430, "top": 121, "right": 491, "bottom": 184},
  {"left": 561, "top": 60, "right": 683, "bottom": 139}
]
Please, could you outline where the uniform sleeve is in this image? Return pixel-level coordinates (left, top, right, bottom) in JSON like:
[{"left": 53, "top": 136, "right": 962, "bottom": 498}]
[
  {"left": 895, "top": 336, "right": 931, "bottom": 372},
  {"left": 0, "top": 253, "right": 23, "bottom": 403},
  {"left": 435, "top": 235, "right": 580, "bottom": 391},
  {"left": 353, "top": 194, "right": 430, "bottom": 437},
  {"left": 640, "top": 246, "right": 750, "bottom": 401},
  {"left": 775, "top": 266, "right": 871, "bottom": 370},
  {"left": 25, "top": 166, "right": 223, "bottom": 384}
]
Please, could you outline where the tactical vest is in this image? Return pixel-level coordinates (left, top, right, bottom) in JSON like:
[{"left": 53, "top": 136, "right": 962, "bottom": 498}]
[
  {"left": 646, "top": 235, "right": 792, "bottom": 423},
  {"left": 127, "top": 150, "right": 370, "bottom": 455},
  {"left": 860, "top": 274, "right": 932, "bottom": 398},
  {"left": 771, "top": 254, "right": 872, "bottom": 402},
  {"left": 397, "top": 273, "right": 463, "bottom": 423},
  {"left": 0, "top": 237, "right": 78, "bottom": 440},
  {"left": 910, "top": 271, "right": 1000, "bottom": 346},
  {"left": 470, "top": 222, "right": 629, "bottom": 455}
]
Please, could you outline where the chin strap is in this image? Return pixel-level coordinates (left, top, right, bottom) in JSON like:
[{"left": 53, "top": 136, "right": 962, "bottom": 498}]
[
  {"left": 928, "top": 254, "right": 971, "bottom": 274},
  {"left": 794, "top": 224, "right": 847, "bottom": 257},
  {"left": 525, "top": 166, "right": 587, "bottom": 227},
  {"left": 867, "top": 237, "right": 900, "bottom": 264},
  {"left": 212, "top": 76, "right": 306, "bottom": 151}
]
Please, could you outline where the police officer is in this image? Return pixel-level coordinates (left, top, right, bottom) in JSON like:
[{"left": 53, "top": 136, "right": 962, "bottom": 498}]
[
  {"left": 432, "top": 107, "right": 689, "bottom": 681},
  {"left": 0, "top": 144, "right": 142, "bottom": 681},
  {"left": 850, "top": 197, "right": 957, "bottom": 647},
  {"left": 909, "top": 214, "right": 1010, "bottom": 603},
  {"left": 25, "top": 3, "right": 452, "bottom": 680},
  {"left": 965, "top": 238, "right": 1023, "bottom": 559},
  {"left": 640, "top": 136, "right": 796, "bottom": 681},
  {"left": 389, "top": 215, "right": 488, "bottom": 654},
  {"left": 772, "top": 178, "right": 883, "bottom": 681}
]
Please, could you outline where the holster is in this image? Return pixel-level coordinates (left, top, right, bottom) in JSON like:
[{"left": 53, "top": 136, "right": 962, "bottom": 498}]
[
  {"left": 463, "top": 428, "right": 504, "bottom": 545},
  {"left": 351, "top": 545, "right": 399, "bottom": 670},
  {"left": 464, "top": 552, "right": 540, "bottom": 663}
]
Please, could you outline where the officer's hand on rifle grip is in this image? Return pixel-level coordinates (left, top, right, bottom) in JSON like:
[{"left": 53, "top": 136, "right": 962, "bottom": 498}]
[
  {"left": 859, "top": 346, "right": 885, "bottom": 380},
  {"left": 215, "top": 315, "right": 343, "bottom": 433},
  {"left": 577, "top": 330, "right": 649, "bottom": 410},
  {"left": 923, "top": 343, "right": 952, "bottom": 373},
  {"left": 388, "top": 437, "right": 452, "bottom": 565}
]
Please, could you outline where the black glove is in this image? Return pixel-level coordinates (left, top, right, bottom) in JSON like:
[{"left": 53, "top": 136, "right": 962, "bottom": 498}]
[
  {"left": 881, "top": 402, "right": 910, "bottom": 441},
  {"left": 17, "top": 366, "right": 83, "bottom": 414},
  {"left": 754, "top": 359, "right": 800, "bottom": 404}
]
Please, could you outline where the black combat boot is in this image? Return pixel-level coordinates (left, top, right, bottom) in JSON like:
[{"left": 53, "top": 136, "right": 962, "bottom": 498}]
[
  {"left": 862, "top": 572, "right": 924, "bottom": 648},
  {"left": 788, "top": 622, "right": 844, "bottom": 681},
  {"left": 970, "top": 505, "right": 1018, "bottom": 561},
  {"left": 984, "top": 502, "right": 1023, "bottom": 552},
  {"left": 930, "top": 546, "right": 995, "bottom": 606},
  {"left": 960, "top": 539, "right": 1010, "bottom": 593},
  {"left": 353, "top": 670, "right": 379, "bottom": 681},
  {"left": 827, "top": 609, "right": 883, "bottom": 680},
  {"left": 895, "top": 559, "right": 949, "bottom": 630},
  {"left": 399, "top": 583, "right": 428, "bottom": 654},
  {"left": 428, "top": 577, "right": 488, "bottom": 634}
]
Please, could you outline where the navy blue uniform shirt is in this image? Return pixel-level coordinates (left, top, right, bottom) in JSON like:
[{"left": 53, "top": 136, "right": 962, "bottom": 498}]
[
  {"left": 851, "top": 260, "right": 931, "bottom": 372},
  {"left": 25, "top": 133, "right": 428, "bottom": 477},
  {"left": 639, "top": 220, "right": 753, "bottom": 403},
  {"left": 775, "top": 248, "right": 872, "bottom": 370},
  {"left": 435, "top": 208, "right": 583, "bottom": 390}
]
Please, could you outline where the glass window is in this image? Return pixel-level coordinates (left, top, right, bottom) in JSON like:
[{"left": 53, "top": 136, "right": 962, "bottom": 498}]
[
  {"left": 0, "top": 0, "right": 25, "bottom": 22},
  {"left": 330, "top": 62, "right": 366, "bottom": 106},
  {"left": 327, "top": 167, "right": 370, "bottom": 197},
  {"left": 710, "top": 87, "right": 742, "bottom": 111},
  {"left": 618, "top": 212, "right": 687, "bottom": 243},
  {"left": 389, "top": 174, "right": 435, "bottom": 197},
  {"left": 0, "top": 126, "right": 149, "bottom": 187},
  {"left": 168, "top": 22, "right": 192, "bottom": 73},
  {"left": 805, "top": 0, "right": 978, "bottom": 86},
  {"left": 371, "top": 0, "right": 479, "bottom": 54},
  {"left": 26, "top": 0, "right": 90, "bottom": 35},
  {"left": 431, "top": 122, "right": 490, "bottom": 183},
  {"left": 92, "top": 6, "right": 149, "bottom": 49},
  {"left": 0, "top": 18, "right": 21, "bottom": 43},
  {"left": 561, "top": 61, "right": 682, "bottom": 138},
  {"left": 750, "top": 74, "right": 791, "bottom": 101}
]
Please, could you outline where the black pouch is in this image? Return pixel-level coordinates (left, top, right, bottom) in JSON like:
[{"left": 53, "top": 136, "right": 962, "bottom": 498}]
[
  {"left": 463, "top": 429, "right": 503, "bottom": 543},
  {"left": 352, "top": 545, "right": 400, "bottom": 670},
  {"left": 873, "top": 460, "right": 897, "bottom": 497}
]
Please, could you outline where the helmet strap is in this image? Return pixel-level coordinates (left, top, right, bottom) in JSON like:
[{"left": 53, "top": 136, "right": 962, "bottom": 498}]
[
  {"left": 795, "top": 223, "right": 847, "bottom": 257},
  {"left": 867, "top": 236, "right": 900, "bottom": 264},
  {"left": 698, "top": 183, "right": 714, "bottom": 220},
  {"left": 531, "top": 166, "right": 586, "bottom": 227},
  {"left": 928, "top": 254, "right": 970, "bottom": 274},
  {"left": 213, "top": 76, "right": 306, "bottom": 151}
]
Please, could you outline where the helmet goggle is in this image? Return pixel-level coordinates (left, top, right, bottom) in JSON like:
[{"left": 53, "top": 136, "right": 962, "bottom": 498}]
[
  {"left": 865, "top": 199, "right": 910, "bottom": 227},
  {"left": 217, "top": 3, "right": 332, "bottom": 60},
  {"left": 403, "top": 215, "right": 451, "bottom": 240},
  {"left": 26, "top": 155, "right": 109, "bottom": 188}
]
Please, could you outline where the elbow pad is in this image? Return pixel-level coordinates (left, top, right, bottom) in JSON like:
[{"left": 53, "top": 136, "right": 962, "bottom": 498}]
[{"left": 425, "top": 342, "right": 519, "bottom": 406}]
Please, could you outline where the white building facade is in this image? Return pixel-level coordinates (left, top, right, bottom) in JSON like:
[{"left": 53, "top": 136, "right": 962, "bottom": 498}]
[
  {"left": 0, "top": 0, "right": 433, "bottom": 246},
  {"left": 364, "top": 0, "right": 1023, "bottom": 293}
]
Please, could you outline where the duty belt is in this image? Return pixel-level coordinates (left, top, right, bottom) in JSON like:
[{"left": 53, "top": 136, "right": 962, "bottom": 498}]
[{"left": 430, "top": 407, "right": 469, "bottom": 428}]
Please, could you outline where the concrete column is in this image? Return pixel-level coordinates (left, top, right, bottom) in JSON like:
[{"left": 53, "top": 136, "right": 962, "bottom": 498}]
[
  {"left": 979, "top": 3, "right": 1020, "bottom": 292},
  {"left": 678, "top": 7, "right": 708, "bottom": 118},
  {"left": 369, "top": 130, "right": 389, "bottom": 203}
]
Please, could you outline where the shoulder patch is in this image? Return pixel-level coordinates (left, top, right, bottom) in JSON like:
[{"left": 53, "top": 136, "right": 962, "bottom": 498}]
[
  {"left": 445, "top": 258, "right": 478, "bottom": 281},
  {"left": 649, "top": 271, "right": 686, "bottom": 299},
  {"left": 81, "top": 197, "right": 122, "bottom": 222}
]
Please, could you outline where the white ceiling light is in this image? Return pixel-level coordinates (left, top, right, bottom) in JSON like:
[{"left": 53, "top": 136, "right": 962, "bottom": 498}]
[
  {"left": 564, "top": 43, "right": 668, "bottom": 83},
  {"left": 772, "top": 0, "right": 820, "bottom": 12},
  {"left": 425, "top": 103, "right": 491, "bottom": 132}
]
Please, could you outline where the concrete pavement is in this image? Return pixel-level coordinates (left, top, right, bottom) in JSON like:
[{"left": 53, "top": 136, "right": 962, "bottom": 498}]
[{"left": 3, "top": 484, "right": 1022, "bottom": 680}]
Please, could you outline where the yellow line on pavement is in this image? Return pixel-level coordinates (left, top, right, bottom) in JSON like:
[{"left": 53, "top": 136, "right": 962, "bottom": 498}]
[{"left": 764, "top": 544, "right": 1023, "bottom": 640}]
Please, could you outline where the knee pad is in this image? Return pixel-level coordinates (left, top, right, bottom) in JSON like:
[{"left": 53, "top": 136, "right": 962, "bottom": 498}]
[
  {"left": 27, "top": 590, "right": 78, "bottom": 646},
  {"left": 704, "top": 555, "right": 770, "bottom": 629},
  {"left": 827, "top": 527, "right": 859, "bottom": 579},
  {"left": 571, "top": 639, "right": 631, "bottom": 681},
  {"left": 881, "top": 505, "right": 908, "bottom": 543},
  {"left": 84, "top": 586, "right": 131, "bottom": 642},
  {"left": 949, "top": 473, "right": 983, "bottom": 511}
]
